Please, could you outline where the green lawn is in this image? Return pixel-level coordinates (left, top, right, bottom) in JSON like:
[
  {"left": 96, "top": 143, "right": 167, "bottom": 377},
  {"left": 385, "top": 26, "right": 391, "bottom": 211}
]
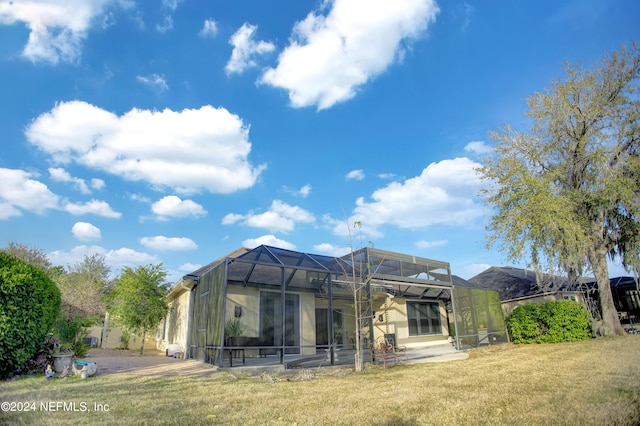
[{"left": 2, "top": 336, "right": 639, "bottom": 425}]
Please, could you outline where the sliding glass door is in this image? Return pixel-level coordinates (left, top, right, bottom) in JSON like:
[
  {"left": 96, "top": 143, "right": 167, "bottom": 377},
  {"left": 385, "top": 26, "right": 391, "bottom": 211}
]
[{"left": 259, "top": 291, "right": 300, "bottom": 354}]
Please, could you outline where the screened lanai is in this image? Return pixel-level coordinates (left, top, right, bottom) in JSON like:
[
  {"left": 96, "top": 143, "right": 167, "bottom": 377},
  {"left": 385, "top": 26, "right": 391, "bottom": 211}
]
[{"left": 183, "top": 245, "right": 505, "bottom": 368}]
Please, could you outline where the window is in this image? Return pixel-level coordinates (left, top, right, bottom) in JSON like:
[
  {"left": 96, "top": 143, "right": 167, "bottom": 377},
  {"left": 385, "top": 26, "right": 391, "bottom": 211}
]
[{"left": 407, "top": 302, "right": 441, "bottom": 336}]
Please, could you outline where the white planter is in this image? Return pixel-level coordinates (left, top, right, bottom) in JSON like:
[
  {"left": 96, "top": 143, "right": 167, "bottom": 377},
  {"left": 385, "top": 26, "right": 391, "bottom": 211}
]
[
  {"left": 72, "top": 361, "right": 98, "bottom": 378},
  {"left": 52, "top": 353, "right": 74, "bottom": 374}
]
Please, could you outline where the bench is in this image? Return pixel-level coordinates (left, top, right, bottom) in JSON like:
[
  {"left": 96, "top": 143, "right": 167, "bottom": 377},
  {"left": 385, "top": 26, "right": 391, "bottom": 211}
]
[
  {"left": 225, "top": 337, "right": 279, "bottom": 367},
  {"left": 370, "top": 337, "right": 407, "bottom": 367}
]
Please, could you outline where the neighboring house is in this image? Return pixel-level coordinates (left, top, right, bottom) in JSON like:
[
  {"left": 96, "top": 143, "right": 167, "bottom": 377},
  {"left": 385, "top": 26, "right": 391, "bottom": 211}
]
[
  {"left": 609, "top": 276, "right": 640, "bottom": 324},
  {"left": 158, "top": 245, "right": 506, "bottom": 368},
  {"left": 468, "top": 266, "right": 639, "bottom": 323}
]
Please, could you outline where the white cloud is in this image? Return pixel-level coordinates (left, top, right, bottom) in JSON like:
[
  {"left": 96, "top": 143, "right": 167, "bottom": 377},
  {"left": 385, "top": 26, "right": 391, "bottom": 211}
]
[
  {"left": 0, "top": 202, "right": 22, "bottom": 220},
  {"left": 455, "top": 2, "right": 473, "bottom": 32},
  {"left": 49, "top": 167, "right": 91, "bottom": 194},
  {"left": 199, "top": 18, "right": 218, "bottom": 38},
  {"left": 284, "top": 184, "right": 312, "bottom": 197},
  {"left": 414, "top": 239, "right": 448, "bottom": 248},
  {"left": 48, "top": 245, "right": 160, "bottom": 276},
  {"left": 260, "top": 0, "right": 439, "bottom": 109},
  {"left": 71, "top": 221, "right": 101, "bottom": 241},
  {"left": 136, "top": 73, "right": 169, "bottom": 93},
  {"left": 139, "top": 236, "right": 197, "bottom": 251},
  {"left": 242, "top": 235, "right": 296, "bottom": 250},
  {"left": 332, "top": 157, "right": 488, "bottom": 237},
  {"left": 156, "top": 0, "right": 182, "bottom": 33},
  {"left": 0, "top": 168, "right": 59, "bottom": 217},
  {"left": 151, "top": 195, "right": 207, "bottom": 221},
  {"left": 63, "top": 199, "right": 121, "bottom": 218},
  {"left": 179, "top": 262, "right": 202, "bottom": 272},
  {"left": 226, "top": 23, "right": 275, "bottom": 75},
  {"left": 90, "top": 178, "right": 105, "bottom": 190},
  {"left": 156, "top": 15, "right": 173, "bottom": 33},
  {"left": 297, "top": 184, "right": 312, "bottom": 197},
  {"left": 313, "top": 242, "right": 351, "bottom": 257},
  {"left": 464, "top": 263, "right": 492, "bottom": 279},
  {"left": 464, "top": 141, "right": 493, "bottom": 155},
  {"left": 129, "top": 193, "right": 150, "bottom": 203},
  {"left": 0, "top": 0, "right": 121, "bottom": 64},
  {"left": 377, "top": 173, "right": 397, "bottom": 180},
  {"left": 222, "top": 200, "right": 315, "bottom": 233},
  {"left": 25, "top": 101, "right": 266, "bottom": 194},
  {"left": 345, "top": 169, "right": 365, "bottom": 181}
]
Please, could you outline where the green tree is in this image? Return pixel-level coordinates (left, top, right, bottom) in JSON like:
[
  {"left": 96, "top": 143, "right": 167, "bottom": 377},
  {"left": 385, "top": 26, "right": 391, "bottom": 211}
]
[
  {"left": 56, "top": 253, "right": 112, "bottom": 323},
  {"left": 1, "top": 242, "right": 55, "bottom": 279},
  {"left": 108, "top": 264, "right": 169, "bottom": 355},
  {"left": 478, "top": 45, "right": 640, "bottom": 336},
  {"left": 0, "top": 252, "right": 61, "bottom": 378}
]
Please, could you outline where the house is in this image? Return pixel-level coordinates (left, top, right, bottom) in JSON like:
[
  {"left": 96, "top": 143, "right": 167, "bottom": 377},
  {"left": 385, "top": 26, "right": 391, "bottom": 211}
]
[
  {"left": 468, "top": 266, "right": 594, "bottom": 317},
  {"left": 158, "top": 245, "right": 506, "bottom": 368},
  {"left": 468, "top": 266, "right": 639, "bottom": 323},
  {"left": 609, "top": 276, "right": 640, "bottom": 324}
]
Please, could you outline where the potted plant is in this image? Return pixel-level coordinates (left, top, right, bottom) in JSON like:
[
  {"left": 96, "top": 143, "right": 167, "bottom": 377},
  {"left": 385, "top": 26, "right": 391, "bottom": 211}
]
[
  {"left": 52, "top": 343, "right": 74, "bottom": 374},
  {"left": 224, "top": 318, "right": 246, "bottom": 347}
]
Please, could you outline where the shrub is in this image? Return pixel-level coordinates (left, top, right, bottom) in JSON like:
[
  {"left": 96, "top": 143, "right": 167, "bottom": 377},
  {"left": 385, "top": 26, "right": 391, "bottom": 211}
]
[
  {"left": 0, "top": 252, "right": 61, "bottom": 378},
  {"left": 24, "top": 334, "right": 60, "bottom": 374},
  {"left": 507, "top": 300, "right": 592, "bottom": 344},
  {"left": 54, "top": 315, "right": 91, "bottom": 358}
]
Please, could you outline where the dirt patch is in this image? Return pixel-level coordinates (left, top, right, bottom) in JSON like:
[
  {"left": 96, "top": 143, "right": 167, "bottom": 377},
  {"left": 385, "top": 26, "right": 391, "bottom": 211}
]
[{"left": 83, "top": 348, "right": 218, "bottom": 377}]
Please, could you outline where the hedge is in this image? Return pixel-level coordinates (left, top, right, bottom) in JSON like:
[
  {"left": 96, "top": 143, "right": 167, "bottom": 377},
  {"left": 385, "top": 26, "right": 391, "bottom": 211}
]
[
  {"left": 507, "top": 300, "right": 592, "bottom": 344},
  {"left": 0, "top": 252, "right": 61, "bottom": 378}
]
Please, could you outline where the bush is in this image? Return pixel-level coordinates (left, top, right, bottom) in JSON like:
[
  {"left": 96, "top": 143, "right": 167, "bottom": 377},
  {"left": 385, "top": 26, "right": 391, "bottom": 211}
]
[
  {"left": 24, "top": 334, "right": 60, "bottom": 374},
  {"left": 507, "top": 300, "right": 592, "bottom": 344},
  {"left": 0, "top": 252, "right": 61, "bottom": 378},
  {"left": 54, "top": 315, "right": 90, "bottom": 358}
]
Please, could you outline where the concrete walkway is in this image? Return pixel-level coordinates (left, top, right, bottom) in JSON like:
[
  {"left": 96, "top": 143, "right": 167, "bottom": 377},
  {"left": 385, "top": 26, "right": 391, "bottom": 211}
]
[
  {"left": 83, "top": 349, "right": 218, "bottom": 376},
  {"left": 83, "top": 345, "right": 468, "bottom": 377}
]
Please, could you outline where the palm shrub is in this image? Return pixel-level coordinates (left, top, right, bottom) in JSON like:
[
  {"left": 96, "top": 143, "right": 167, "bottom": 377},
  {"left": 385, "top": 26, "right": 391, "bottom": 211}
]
[
  {"left": 0, "top": 252, "right": 61, "bottom": 378},
  {"left": 54, "top": 315, "right": 91, "bottom": 358},
  {"left": 507, "top": 300, "right": 592, "bottom": 343}
]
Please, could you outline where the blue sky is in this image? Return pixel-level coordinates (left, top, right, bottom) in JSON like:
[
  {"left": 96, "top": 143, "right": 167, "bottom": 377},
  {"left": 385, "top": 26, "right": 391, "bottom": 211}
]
[{"left": 1, "top": 0, "right": 638, "bottom": 283}]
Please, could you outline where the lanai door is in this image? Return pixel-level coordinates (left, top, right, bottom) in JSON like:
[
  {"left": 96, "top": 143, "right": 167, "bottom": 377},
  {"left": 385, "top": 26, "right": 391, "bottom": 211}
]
[
  {"left": 315, "top": 308, "right": 345, "bottom": 349},
  {"left": 259, "top": 291, "right": 300, "bottom": 354}
]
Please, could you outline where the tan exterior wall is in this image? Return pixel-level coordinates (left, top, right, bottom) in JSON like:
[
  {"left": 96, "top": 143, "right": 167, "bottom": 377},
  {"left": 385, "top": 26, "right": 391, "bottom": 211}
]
[
  {"left": 157, "top": 288, "right": 191, "bottom": 354},
  {"left": 314, "top": 297, "right": 357, "bottom": 348},
  {"left": 226, "top": 287, "right": 317, "bottom": 356},
  {"left": 371, "top": 296, "right": 449, "bottom": 348},
  {"left": 86, "top": 325, "right": 156, "bottom": 351},
  {"left": 299, "top": 292, "right": 316, "bottom": 355}
]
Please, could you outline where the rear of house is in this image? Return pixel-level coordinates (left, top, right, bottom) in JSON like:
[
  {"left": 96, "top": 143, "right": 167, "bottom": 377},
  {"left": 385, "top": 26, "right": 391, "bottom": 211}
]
[{"left": 158, "top": 245, "right": 506, "bottom": 367}]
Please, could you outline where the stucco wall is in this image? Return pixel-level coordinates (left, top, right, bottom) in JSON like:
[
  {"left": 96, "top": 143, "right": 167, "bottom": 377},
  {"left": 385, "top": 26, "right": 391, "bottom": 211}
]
[
  {"left": 372, "top": 296, "right": 449, "bottom": 348},
  {"left": 87, "top": 325, "right": 157, "bottom": 351},
  {"left": 226, "top": 287, "right": 318, "bottom": 356},
  {"left": 157, "top": 289, "right": 191, "bottom": 354}
]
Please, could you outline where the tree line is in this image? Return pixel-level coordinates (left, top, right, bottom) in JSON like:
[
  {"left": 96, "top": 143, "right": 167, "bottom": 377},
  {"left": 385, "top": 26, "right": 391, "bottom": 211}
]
[{"left": 0, "top": 242, "right": 169, "bottom": 378}]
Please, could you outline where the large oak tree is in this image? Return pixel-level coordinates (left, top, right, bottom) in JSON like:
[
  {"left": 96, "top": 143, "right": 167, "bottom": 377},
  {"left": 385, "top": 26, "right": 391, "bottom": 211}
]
[{"left": 478, "top": 45, "right": 640, "bottom": 336}]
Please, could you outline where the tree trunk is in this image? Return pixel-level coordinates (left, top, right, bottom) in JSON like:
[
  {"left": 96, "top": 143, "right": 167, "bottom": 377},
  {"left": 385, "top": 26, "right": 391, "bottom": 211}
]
[
  {"left": 101, "top": 312, "right": 109, "bottom": 350},
  {"left": 353, "top": 286, "right": 363, "bottom": 372},
  {"left": 140, "top": 330, "right": 146, "bottom": 356},
  {"left": 588, "top": 245, "right": 624, "bottom": 336}
]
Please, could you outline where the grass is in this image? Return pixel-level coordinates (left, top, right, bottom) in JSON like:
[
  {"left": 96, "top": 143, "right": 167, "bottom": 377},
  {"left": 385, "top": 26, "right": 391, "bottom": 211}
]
[{"left": 1, "top": 335, "right": 639, "bottom": 425}]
